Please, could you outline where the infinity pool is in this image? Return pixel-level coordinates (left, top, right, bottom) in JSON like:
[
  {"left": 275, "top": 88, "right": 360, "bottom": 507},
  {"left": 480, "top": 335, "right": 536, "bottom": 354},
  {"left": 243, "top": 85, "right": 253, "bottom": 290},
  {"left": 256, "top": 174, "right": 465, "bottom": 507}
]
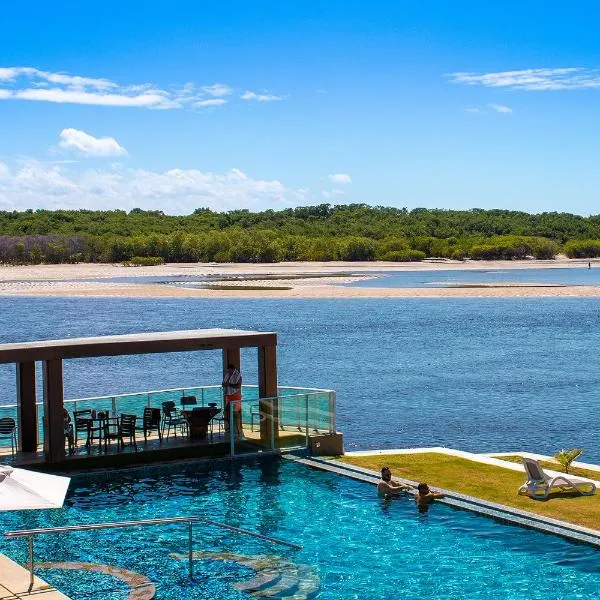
[{"left": 1, "top": 458, "right": 600, "bottom": 599}]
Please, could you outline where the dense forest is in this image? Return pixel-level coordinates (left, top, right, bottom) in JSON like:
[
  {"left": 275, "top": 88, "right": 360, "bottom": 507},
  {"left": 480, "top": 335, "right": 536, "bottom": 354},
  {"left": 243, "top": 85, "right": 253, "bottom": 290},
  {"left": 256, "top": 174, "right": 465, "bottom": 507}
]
[{"left": 1, "top": 205, "right": 600, "bottom": 264}]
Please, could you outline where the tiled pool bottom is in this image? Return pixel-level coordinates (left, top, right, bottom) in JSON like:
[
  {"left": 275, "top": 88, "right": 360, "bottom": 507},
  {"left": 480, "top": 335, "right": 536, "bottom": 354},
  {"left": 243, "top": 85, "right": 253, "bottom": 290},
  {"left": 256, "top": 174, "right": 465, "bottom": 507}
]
[{"left": 1, "top": 458, "right": 600, "bottom": 600}]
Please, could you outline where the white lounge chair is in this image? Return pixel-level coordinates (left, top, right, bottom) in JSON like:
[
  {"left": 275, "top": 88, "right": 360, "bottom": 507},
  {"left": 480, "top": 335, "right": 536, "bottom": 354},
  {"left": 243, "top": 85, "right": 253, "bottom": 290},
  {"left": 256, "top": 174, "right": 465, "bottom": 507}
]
[{"left": 518, "top": 457, "right": 596, "bottom": 500}]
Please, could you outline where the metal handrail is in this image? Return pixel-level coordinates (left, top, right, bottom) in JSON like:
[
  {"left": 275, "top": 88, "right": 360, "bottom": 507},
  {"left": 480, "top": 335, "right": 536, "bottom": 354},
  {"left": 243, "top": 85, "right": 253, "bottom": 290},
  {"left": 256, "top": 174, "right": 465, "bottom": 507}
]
[
  {"left": 4, "top": 515, "right": 301, "bottom": 592},
  {"left": 0, "top": 384, "right": 335, "bottom": 410}
]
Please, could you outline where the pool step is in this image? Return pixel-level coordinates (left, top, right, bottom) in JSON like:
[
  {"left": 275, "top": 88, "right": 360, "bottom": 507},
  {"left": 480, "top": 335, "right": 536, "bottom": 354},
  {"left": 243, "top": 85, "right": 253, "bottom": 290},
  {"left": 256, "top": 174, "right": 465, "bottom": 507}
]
[
  {"left": 170, "top": 550, "right": 320, "bottom": 599},
  {"left": 234, "top": 568, "right": 282, "bottom": 592}
]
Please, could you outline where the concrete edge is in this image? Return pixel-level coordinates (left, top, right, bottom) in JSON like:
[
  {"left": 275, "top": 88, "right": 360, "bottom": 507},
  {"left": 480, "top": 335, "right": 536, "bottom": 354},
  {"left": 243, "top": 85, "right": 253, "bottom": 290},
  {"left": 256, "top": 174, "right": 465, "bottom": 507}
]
[{"left": 284, "top": 453, "right": 600, "bottom": 548}]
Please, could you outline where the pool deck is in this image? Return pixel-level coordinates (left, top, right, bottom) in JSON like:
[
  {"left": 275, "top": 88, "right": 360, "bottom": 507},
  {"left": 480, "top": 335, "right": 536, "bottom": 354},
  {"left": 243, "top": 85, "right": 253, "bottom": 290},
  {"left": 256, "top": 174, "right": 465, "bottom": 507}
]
[{"left": 0, "top": 554, "right": 69, "bottom": 599}]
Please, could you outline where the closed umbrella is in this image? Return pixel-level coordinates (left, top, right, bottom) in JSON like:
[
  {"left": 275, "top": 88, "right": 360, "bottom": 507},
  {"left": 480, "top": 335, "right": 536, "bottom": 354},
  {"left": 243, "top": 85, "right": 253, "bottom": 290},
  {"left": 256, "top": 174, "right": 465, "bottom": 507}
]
[{"left": 0, "top": 465, "right": 70, "bottom": 510}]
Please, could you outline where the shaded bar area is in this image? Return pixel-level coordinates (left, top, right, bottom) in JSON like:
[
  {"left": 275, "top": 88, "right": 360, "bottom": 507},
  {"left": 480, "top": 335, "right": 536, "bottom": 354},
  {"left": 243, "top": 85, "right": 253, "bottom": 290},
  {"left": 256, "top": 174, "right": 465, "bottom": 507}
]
[{"left": 0, "top": 329, "right": 342, "bottom": 470}]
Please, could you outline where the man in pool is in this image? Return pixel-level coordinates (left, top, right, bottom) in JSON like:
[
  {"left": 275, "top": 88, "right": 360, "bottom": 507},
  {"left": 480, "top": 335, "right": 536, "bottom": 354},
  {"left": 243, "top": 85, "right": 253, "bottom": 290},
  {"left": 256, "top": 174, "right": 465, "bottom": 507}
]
[
  {"left": 376, "top": 467, "right": 412, "bottom": 497},
  {"left": 414, "top": 482, "right": 445, "bottom": 506}
]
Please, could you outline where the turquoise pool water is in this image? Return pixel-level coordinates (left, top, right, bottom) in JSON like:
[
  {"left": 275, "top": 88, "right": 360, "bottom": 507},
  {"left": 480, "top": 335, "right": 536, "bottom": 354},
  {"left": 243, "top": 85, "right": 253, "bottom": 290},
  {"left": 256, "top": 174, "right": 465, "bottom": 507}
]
[{"left": 1, "top": 458, "right": 599, "bottom": 599}]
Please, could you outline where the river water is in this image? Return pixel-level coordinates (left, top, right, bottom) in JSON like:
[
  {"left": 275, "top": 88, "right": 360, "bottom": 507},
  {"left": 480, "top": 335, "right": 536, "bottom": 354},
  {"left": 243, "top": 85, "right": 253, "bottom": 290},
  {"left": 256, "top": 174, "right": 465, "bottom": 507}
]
[{"left": 1, "top": 296, "right": 599, "bottom": 460}]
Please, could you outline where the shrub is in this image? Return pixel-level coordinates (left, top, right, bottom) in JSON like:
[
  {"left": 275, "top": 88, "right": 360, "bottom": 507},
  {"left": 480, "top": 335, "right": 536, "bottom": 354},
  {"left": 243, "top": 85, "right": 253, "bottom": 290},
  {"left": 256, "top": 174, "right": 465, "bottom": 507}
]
[
  {"left": 563, "top": 240, "right": 600, "bottom": 258},
  {"left": 380, "top": 249, "right": 426, "bottom": 262},
  {"left": 554, "top": 448, "right": 583, "bottom": 474},
  {"left": 124, "top": 256, "right": 164, "bottom": 266}
]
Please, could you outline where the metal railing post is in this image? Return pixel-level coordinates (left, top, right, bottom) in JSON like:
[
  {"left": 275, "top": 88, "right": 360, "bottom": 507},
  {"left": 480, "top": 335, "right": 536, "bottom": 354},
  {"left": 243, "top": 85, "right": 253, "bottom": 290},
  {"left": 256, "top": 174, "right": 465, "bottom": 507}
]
[
  {"left": 28, "top": 535, "right": 34, "bottom": 591},
  {"left": 296, "top": 394, "right": 301, "bottom": 431},
  {"left": 111, "top": 396, "right": 117, "bottom": 417},
  {"left": 330, "top": 391, "right": 336, "bottom": 434},
  {"left": 271, "top": 398, "right": 275, "bottom": 450},
  {"left": 188, "top": 521, "right": 193, "bottom": 579},
  {"left": 305, "top": 394, "right": 309, "bottom": 448},
  {"left": 312, "top": 392, "right": 318, "bottom": 432},
  {"left": 201, "top": 388, "right": 205, "bottom": 407},
  {"left": 229, "top": 401, "right": 235, "bottom": 457}
]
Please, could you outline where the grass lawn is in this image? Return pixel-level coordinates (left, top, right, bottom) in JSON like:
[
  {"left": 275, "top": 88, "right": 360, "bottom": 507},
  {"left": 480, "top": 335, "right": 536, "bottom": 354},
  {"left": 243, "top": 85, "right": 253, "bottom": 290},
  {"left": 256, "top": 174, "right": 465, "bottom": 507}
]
[
  {"left": 493, "top": 455, "right": 600, "bottom": 481},
  {"left": 339, "top": 452, "right": 600, "bottom": 531}
]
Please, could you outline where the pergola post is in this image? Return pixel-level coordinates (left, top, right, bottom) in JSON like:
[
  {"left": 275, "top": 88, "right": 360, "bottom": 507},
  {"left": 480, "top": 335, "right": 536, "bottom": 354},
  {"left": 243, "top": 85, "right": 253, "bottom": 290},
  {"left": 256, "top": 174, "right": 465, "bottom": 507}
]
[
  {"left": 258, "top": 345, "right": 278, "bottom": 446},
  {"left": 222, "top": 347, "right": 241, "bottom": 374},
  {"left": 16, "top": 361, "right": 37, "bottom": 453},
  {"left": 43, "top": 359, "right": 65, "bottom": 463}
]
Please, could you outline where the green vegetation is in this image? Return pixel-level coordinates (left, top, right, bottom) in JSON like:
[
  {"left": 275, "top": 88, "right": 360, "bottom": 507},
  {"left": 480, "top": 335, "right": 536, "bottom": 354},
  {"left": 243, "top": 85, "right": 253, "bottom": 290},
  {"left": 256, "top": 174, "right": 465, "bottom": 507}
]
[
  {"left": 495, "top": 454, "right": 600, "bottom": 480},
  {"left": 2, "top": 205, "right": 600, "bottom": 264},
  {"left": 554, "top": 448, "right": 584, "bottom": 474},
  {"left": 123, "top": 256, "right": 164, "bottom": 266},
  {"left": 341, "top": 452, "right": 600, "bottom": 531},
  {"left": 202, "top": 285, "right": 292, "bottom": 291}
]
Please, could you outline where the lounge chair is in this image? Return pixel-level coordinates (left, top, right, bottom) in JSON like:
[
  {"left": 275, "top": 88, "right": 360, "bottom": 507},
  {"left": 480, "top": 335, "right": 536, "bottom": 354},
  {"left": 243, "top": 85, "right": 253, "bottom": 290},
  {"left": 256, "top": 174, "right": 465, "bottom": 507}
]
[{"left": 518, "top": 457, "right": 596, "bottom": 499}]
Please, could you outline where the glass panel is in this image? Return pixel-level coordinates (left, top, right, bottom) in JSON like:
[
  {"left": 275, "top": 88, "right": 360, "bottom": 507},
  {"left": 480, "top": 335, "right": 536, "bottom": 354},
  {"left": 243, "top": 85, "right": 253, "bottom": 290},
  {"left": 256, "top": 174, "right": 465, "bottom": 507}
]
[{"left": 0, "top": 405, "right": 18, "bottom": 455}]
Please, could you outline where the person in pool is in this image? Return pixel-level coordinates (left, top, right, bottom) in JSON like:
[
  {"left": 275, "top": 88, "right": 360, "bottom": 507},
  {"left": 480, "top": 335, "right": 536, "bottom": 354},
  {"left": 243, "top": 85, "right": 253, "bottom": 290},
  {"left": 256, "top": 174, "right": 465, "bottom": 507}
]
[
  {"left": 414, "top": 482, "right": 445, "bottom": 507},
  {"left": 377, "top": 467, "right": 412, "bottom": 497}
]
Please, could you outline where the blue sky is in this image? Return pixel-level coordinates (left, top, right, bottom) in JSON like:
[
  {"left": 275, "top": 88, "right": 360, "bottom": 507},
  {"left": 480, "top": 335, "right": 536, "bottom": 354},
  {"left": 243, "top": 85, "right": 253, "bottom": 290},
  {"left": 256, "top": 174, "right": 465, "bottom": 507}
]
[{"left": 2, "top": 1, "right": 600, "bottom": 215}]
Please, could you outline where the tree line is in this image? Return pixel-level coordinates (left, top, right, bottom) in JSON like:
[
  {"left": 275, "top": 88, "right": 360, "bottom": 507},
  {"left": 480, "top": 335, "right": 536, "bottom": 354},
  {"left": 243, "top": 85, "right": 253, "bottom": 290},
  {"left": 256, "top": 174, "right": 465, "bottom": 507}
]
[{"left": 1, "top": 205, "right": 600, "bottom": 264}]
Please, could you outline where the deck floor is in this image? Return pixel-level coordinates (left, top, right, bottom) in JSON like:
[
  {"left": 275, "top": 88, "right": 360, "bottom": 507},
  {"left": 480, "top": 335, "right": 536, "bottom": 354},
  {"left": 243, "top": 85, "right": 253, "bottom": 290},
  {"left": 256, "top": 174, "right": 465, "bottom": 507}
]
[{"left": 0, "top": 424, "right": 315, "bottom": 470}]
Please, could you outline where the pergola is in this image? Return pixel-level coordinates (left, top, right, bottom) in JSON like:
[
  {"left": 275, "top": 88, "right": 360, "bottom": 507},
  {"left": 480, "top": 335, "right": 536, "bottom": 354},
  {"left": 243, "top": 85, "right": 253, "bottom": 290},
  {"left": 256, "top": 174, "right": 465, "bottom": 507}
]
[{"left": 0, "top": 329, "right": 278, "bottom": 464}]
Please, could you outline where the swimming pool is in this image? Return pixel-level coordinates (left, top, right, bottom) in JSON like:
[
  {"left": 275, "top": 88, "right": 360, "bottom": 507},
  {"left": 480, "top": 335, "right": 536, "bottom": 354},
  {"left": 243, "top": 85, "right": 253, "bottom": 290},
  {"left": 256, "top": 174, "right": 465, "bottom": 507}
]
[{"left": 1, "top": 458, "right": 600, "bottom": 599}]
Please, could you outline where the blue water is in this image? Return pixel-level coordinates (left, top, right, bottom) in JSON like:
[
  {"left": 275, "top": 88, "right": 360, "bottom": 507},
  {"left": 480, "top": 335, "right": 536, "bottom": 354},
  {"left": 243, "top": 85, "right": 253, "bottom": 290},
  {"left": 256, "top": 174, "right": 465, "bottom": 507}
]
[
  {"left": 1, "top": 297, "right": 600, "bottom": 460},
  {"left": 350, "top": 267, "right": 600, "bottom": 288},
  {"left": 1, "top": 458, "right": 600, "bottom": 599}
]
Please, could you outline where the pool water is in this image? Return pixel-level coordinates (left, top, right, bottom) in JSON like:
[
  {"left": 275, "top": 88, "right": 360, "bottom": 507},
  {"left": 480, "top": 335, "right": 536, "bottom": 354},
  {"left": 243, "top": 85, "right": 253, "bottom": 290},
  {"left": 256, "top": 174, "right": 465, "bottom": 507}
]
[{"left": 1, "top": 458, "right": 599, "bottom": 599}]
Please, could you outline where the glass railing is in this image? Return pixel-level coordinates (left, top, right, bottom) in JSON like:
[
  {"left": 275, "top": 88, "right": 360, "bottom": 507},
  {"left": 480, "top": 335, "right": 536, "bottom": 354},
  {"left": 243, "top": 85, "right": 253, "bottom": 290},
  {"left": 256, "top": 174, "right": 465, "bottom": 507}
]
[{"left": 0, "top": 384, "right": 336, "bottom": 455}]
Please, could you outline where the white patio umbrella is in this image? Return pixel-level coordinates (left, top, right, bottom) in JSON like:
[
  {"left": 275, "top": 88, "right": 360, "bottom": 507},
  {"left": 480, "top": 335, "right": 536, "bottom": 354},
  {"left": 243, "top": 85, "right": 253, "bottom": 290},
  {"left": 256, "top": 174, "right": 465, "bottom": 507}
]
[{"left": 0, "top": 465, "right": 70, "bottom": 510}]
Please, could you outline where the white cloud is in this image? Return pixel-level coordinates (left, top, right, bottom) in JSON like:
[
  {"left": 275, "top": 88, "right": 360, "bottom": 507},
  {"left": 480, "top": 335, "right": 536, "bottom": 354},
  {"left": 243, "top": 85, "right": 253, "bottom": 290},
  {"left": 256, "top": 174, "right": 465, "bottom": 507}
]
[
  {"left": 328, "top": 173, "right": 352, "bottom": 184},
  {"left": 202, "top": 83, "right": 232, "bottom": 97},
  {"left": 0, "top": 66, "right": 234, "bottom": 110},
  {"left": 488, "top": 103, "right": 513, "bottom": 114},
  {"left": 241, "top": 91, "right": 283, "bottom": 102},
  {"left": 466, "top": 107, "right": 481, "bottom": 113},
  {"left": 447, "top": 68, "right": 600, "bottom": 91},
  {"left": 194, "top": 98, "right": 227, "bottom": 107},
  {"left": 58, "top": 128, "right": 128, "bottom": 157},
  {"left": 0, "top": 159, "right": 296, "bottom": 214}
]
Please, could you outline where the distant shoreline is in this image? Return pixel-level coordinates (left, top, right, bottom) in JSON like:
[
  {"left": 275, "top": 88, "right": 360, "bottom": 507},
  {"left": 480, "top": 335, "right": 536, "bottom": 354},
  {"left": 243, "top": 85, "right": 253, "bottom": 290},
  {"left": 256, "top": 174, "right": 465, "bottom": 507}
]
[{"left": 1, "top": 259, "right": 600, "bottom": 299}]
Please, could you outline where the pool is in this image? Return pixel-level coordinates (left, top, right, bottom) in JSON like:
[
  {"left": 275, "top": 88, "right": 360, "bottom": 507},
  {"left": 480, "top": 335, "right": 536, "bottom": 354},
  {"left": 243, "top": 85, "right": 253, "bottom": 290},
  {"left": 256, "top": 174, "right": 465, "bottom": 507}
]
[{"left": 1, "top": 458, "right": 600, "bottom": 599}]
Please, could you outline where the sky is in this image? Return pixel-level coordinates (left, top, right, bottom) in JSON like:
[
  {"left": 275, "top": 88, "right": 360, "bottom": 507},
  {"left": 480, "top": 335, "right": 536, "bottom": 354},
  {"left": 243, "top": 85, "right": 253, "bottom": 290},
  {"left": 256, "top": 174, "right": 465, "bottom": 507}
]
[{"left": 2, "top": 1, "right": 600, "bottom": 216}]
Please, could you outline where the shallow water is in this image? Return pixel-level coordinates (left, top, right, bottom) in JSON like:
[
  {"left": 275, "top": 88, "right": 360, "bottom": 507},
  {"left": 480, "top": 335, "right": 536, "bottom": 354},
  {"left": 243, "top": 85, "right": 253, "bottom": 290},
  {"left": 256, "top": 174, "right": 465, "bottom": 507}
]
[
  {"left": 0, "top": 296, "right": 600, "bottom": 460},
  {"left": 350, "top": 267, "right": 600, "bottom": 288}
]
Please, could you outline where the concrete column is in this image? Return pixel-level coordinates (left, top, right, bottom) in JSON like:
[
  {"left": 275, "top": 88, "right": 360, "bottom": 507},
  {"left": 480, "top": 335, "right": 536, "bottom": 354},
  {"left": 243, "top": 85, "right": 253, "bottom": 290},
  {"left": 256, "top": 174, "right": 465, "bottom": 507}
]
[
  {"left": 16, "top": 361, "right": 37, "bottom": 453},
  {"left": 43, "top": 359, "right": 65, "bottom": 464},
  {"left": 258, "top": 345, "right": 278, "bottom": 445}
]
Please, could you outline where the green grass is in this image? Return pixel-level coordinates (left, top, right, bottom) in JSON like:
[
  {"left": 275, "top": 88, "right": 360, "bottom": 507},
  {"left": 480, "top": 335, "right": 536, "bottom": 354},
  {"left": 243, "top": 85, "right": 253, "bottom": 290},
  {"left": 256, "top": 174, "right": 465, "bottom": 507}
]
[
  {"left": 493, "top": 455, "right": 600, "bottom": 481},
  {"left": 202, "top": 284, "right": 292, "bottom": 291},
  {"left": 340, "top": 452, "right": 600, "bottom": 531}
]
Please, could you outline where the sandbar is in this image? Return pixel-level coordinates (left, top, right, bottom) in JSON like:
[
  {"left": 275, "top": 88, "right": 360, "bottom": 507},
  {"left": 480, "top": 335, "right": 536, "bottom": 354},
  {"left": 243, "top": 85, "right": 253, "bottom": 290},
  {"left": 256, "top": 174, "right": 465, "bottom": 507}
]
[{"left": 0, "top": 259, "right": 599, "bottom": 299}]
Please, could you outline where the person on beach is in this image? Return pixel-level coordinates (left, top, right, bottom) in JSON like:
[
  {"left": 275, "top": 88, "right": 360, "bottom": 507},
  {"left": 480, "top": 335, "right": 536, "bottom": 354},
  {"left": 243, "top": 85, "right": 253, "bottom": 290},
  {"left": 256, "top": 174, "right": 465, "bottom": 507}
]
[
  {"left": 222, "top": 363, "right": 243, "bottom": 439},
  {"left": 377, "top": 467, "right": 412, "bottom": 497},
  {"left": 414, "top": 482, "right": 444, "bottom": 507}
]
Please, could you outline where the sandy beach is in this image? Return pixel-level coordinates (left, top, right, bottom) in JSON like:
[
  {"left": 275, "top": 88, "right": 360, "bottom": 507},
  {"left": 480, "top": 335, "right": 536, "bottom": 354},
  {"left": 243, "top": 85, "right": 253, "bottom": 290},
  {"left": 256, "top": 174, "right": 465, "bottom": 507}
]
[{"left": 0, "top": 259, "right": 599, "bottom": 298}]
